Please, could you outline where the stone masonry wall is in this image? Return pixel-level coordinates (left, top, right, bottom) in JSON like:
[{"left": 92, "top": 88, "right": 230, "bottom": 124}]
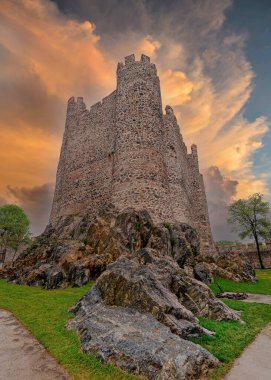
[
  {"left": 50, "top": 92, "right": 116, "bottom": 222},
  {"left": 111, "top": 54, "right": 173, "bottom": 223},
  {"left": 50, "top": 54, "right": 214, "bottom": 251}
]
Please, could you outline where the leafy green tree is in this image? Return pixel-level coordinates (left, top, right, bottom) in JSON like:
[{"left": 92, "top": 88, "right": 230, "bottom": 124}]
[
  {"left": 0, "top": 204, "right": 31, "bottom": 263},
  {"left": 228, "top": 193, "right": 271, "bottom": 269}
]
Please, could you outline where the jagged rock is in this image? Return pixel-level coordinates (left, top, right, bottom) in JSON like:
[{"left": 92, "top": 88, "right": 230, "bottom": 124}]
[
  {"left": 68, "top": 301, "right": 219, "bottom": 380},
  {"left": 1, "top": 207, "right": 202, "bottom": 288},
  {"left": 193, "top": 263, "right": 213, "bottom": 285},
  {"left": 95, "top": 249, "right": 240, "bottom": 331},
  {"left": 1, "top": 207, "right": 247, "bottom": 379},
  {"left": 67, "top": 247, "right": 241, "bottom": 379},
  {"left": 196, "top": 250, "right": 256, "bottom": 283}
]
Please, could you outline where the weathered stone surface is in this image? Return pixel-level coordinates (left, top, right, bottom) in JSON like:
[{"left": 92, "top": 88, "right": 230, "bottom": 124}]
[
  {"left": 1, "top": 207, "right": 245, "bottom": 379},
  {"left": 67, "top": 246, "right": 241, "bottom": 379},
  {"left": 1, "top": 206, "right": 255, "bottom": 290},
  {"left": 68, "top": 301, "right": 219, "bottom": 380},
  {"left": 193, "top": 263, "right": 213, "bottom": 285},
  {"left": 1, "top": 207, "right": 201, "bottom": 288},
  {"left": 95, "top": 248, "right": 240, "bottom": 328},
  {"left": 196, "top": 250, "right": 256, "bottom": 283}
]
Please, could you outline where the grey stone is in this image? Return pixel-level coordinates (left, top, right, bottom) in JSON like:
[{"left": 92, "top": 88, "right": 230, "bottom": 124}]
[
  {"left": 193, "top": 262, "right": 213, "bottom": 285},
  {"left": 68, "top": 303, "right": 219, "bottom": 380}
]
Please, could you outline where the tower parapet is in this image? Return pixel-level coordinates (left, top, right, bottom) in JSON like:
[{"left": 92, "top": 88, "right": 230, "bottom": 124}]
[{"left": 50, "top": 54, "right": 214, "bottom": 251}]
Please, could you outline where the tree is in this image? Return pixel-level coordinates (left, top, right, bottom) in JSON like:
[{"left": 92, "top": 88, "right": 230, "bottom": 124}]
[
  {"left": 228, "top": 193, "right": 271, "bottom": 269},
  {"left": 0, "top": 204, "right": 31, "bottom": 263}
]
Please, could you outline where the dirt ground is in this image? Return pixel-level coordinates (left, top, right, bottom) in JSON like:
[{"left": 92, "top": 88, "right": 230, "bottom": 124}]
[
  {"left": 0, "top": 309, "right": 71, "bottom": 380},
  {"left": 243, "top": 293, "right": 271, "bottom": 304}
]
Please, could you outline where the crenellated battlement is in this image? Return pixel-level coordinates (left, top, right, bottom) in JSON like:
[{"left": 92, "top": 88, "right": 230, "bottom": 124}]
[
  {"left": 117, "top": 53, "right": 157, "bottom": 82},
  {"left": 118, "top": 53, "right": 152, "bottom": 68},
  {"left": 51, "top": 54, "right": 214, "bottom": 253}
]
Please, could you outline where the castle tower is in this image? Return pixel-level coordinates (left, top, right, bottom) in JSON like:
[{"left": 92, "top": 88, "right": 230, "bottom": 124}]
[
  {"left": 111, "top": 54, "right": 173, "bottom": 222},
  {"left": 50, "top": 53, "right": 214, "bottom": 252}
]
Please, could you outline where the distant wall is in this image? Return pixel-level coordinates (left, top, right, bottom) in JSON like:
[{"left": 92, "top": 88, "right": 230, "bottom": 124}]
[{"left": 216, "top": 242, "right": 271, "bottom": 268}]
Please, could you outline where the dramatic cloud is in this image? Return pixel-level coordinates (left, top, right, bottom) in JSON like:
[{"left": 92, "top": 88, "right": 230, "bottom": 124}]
[
  {"left": 203, "top": 166, "right": 239, "bottom": 241},
  {"left": 0, "top": 125, "right": 59, "bottom": 204},
  {"left": 7, "top": 183, "right": 54, "bottom": 236},
  {"left": 0, "top": 0, "right": 115, "bottom": 228},
  {"left": 160, "top": 70, "right": 193, "bottom": 106},
  {"left": 0, "top": 0, "right": 270, "bottom": 238}
]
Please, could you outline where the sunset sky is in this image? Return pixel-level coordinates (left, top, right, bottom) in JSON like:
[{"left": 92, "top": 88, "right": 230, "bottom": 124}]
[{"left": 0, "top": 0, "right": 271, "bottom": 239}]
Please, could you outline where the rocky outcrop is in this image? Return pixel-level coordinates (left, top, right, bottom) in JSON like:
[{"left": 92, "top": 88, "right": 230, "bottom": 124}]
[
  {"left": 196, "top": 250, "right": 256, "bottom": 284},
  {"left": 95, "top": 249, "right": 240, "bottom": 325},
  {"left": 1, "top": 206, "right": 255, "bottom": 288},
  {"left": 1, "top": 207, "right": 200, "bottom": 288},
  {"left": 67, "top": 246, "right": 241, "bottom": 379},
  {"left": 1, "top": 207, "right": 249, "bottom": 379}
]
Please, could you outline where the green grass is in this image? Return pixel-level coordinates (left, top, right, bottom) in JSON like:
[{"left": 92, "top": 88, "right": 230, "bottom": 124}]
[
  {"left": 1, "top": 270, "right": 271, "bottom": 380},
  {"left": 192, "top": 268, "right": 271, "bottom": 379},
  {"left": 192, "top": 300, "right": 271, "bottom": 379},
  {"left": 0, "top": 279, "right": 141, "bottom": 380},
  {"left": 210, "top": 269, "right": 271, "bottom": 295}
]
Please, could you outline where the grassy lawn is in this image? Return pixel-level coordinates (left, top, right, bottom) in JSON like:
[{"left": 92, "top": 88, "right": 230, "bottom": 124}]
[
  {"left": 0, "top": 270, "right": 271, "bottom": 380},
  {"left": 210, "top": 269, "right": 271, "bottom": 295},
  {"left": 192, "top": 300, "right": 271, "bottom": 379},
  {"left": 192, "top": 268, "right": 271, "bottom": 379},
  {"left": 0, "top": 279, "right": 141, "bottom": 380}
]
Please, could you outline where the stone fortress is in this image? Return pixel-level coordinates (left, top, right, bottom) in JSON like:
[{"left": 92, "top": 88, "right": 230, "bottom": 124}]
[{"left": 50, "top": 54, "right": 214, "bottom": 250}]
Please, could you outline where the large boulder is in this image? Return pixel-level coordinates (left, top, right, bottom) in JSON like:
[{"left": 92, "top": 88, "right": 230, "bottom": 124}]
[
  {"left": 67, "top": 247, "right": 241, "bottom": 379},
  {"left": 95, "top": 249, "right": 240, "bottom": 327},
  {"left": 68, "top": 293, "right": 219, "bottom": 380}
]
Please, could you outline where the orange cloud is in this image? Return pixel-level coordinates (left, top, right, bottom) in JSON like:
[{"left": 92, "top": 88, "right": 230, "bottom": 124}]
[
  {"left": 137, "top": 35, "right": 161, "bottom": 58},
  {"left": 0, "top": 0, "right": 114, "bottom": 103},
  {"left": 160, "top": 52, "right": 269, "bottom": 199},
  {"left": 0, "top": 125, "right": 59, "bottom": 200},
  {"left": 0, "top": 0, "right": 269, "bottom": 237},
  {"left": 0, "top": 0, "right": 115, "bottom": 209},
  {"left": 160, "top": 70, "right": 193, "bottom": 106}
]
